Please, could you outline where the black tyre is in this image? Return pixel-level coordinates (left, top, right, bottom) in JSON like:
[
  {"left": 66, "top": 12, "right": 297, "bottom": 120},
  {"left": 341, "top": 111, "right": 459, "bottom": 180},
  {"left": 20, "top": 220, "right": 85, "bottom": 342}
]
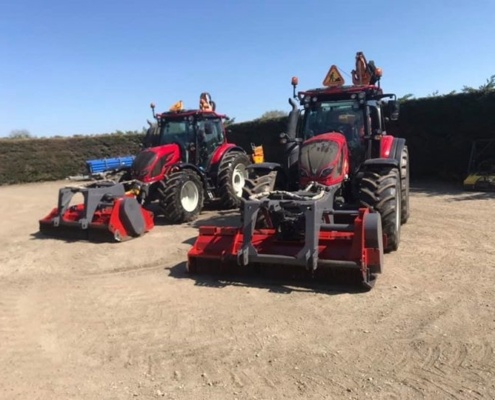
[
  {"left": 358, "top": 167, "right": 401, "bottom": 253},
  {"left": 400, "top": 146, "right": 410, "bottom": 224},
  {"left": 158, "top": 169, "right": 204, "bottom": 223},
  {"left": 217, "top": 151, "right": 251, "bottom": 209}
]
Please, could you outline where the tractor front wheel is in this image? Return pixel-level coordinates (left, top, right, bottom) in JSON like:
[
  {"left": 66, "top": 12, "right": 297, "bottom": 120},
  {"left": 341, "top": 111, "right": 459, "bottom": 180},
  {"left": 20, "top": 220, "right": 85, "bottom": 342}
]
[
  {"left": 217, "top": 151, "right": 251, "bottom": 209},
  {"left": 158, "top": 169, "right": 204, "bottom": 224},
  {"left": 358, "top": 167, "right": 401, "bottom": 253}
]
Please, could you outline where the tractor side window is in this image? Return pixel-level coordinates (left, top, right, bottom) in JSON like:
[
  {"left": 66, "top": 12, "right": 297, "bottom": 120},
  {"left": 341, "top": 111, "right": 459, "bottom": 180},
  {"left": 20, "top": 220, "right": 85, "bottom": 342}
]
[
  {"left": 208, "top": 119, "right": 225, "bottom": 143},
  {"left": 369, "top": 106, "right": 381, "bottom": 134},
  {"left": 197, "top": 118, "right": 224, "bottom": 168}
]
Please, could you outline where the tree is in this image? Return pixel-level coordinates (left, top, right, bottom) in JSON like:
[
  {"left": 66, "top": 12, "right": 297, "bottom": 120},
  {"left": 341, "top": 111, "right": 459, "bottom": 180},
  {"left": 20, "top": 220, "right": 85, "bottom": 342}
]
[
  {"left": 398, "top": 94, "right": 414, "bottom": 102},
  {"left": 224, "top": 117, "right": 236, "bottom": 127},
  {"left": 259, "top": 110, "right": 287, "bottom": 120},
  {"left": 462, "top": 75, "right": 495, "bottom": 94},
  {"left": 9, "top": 129, "right": 32, "bottom": 139}
]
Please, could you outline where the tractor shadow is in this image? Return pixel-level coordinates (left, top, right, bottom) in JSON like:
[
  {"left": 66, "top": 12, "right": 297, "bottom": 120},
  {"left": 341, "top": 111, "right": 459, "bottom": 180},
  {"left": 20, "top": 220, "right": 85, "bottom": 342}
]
[
  {"left": 192, "top": 209, "right": 241, "bottom": 228},
  {"left": 29, "top": 230, "right": 123, "bottom": 243},
  {"left": 152, "top": 204, "right": 241, "bottom": 227},
  {"left": 411, "top": 180, "right": 495, "bottom": 201},
  {"left": 166, "top": 261, "right": 370, "bottom": 296}
]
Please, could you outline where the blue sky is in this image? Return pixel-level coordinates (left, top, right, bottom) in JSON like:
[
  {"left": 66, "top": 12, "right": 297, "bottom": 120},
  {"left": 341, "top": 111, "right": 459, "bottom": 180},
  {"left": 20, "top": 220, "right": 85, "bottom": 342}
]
[{"left": 1, "top": 0, "right": 494, "bottom": 137}]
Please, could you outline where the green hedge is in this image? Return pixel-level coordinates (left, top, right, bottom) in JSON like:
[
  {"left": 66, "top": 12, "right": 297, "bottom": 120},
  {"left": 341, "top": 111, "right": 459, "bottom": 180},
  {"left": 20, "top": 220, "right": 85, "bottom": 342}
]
[
  {"left": 0, "top": 134, "right": 142, "bottom": 185},
  {"left": 389, "top": 91, "right": 495, "bottom": 180},
  {"left": 228, "top": 91, "right": 495, "bottom": 181},
  {"left": 1, "top": 91, "right": 494, "bottom": 185}
]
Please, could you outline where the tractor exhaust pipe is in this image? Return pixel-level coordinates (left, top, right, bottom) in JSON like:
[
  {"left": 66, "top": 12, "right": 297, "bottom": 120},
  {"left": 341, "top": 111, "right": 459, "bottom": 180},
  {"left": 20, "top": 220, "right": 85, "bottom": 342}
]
[{"left": 286, "top": 97, "right": 299, "bottom": 140}]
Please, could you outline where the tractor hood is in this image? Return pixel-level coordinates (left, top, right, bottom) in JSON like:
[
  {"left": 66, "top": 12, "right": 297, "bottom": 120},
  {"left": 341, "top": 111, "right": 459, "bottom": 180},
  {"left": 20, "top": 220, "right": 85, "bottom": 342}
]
[
  {"left": 299, "top": 132, "right": 349, "bottom": 187},
  {"left": 131, "top": 143, "right": 181, "bottom": 183}
]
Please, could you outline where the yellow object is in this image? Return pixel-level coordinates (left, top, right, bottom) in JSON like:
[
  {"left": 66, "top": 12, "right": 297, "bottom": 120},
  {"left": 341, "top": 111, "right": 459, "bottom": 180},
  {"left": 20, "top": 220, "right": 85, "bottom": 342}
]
[
  {"left": 199, "top": 93, "right": 214, "bottom": 111},
  {"left": 463, "top": 174, "right": 480, "bottom": 186},
  {"left": 125, "top": 188, "right": 140, "bottom": 196},
  {"left": 322, "top": 65, "right": 345, "bottom": 87},
  {"left": 251, "top": 144, "right": 264, "bottom": 164},
  {"left": 338, "top": 114, "right": 357, "bottom": 124},
  {"left": 463, "top": 173, "right": 495, "bottom": 190},
  {"left": 170, "top": 100, "right": 184, "bottom": 112},
  {"left": 351, "top": 51, "right": 382, "bottom": 86}
]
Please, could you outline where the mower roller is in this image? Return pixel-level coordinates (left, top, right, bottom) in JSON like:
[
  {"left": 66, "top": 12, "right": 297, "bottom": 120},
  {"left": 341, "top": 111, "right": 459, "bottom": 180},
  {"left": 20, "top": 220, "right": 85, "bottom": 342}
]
[
  {"left": 39, "top": 181, "right": 154, "bottom": 242},
  {"left": 187, "top": 52, "right": 409, "bottom": 289}
]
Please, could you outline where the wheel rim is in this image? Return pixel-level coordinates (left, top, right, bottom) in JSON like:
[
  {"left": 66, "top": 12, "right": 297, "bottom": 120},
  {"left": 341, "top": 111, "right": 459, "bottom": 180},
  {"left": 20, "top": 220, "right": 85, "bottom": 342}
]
[
  {"left": 180, "top": 181, "right": 199, "bottom": 212},
  {"left": 232, "top": 163, "right": 247, "bottom": 197}
]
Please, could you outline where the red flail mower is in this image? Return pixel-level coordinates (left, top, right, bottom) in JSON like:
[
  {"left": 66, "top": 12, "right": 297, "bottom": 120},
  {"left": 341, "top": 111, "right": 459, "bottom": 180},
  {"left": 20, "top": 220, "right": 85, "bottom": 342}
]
[
  {"left": 39, "top": 182, "right": 154, "bottom": 242},
  {"left": 187, "top": 52, "right": 409, "bottom": 289}
]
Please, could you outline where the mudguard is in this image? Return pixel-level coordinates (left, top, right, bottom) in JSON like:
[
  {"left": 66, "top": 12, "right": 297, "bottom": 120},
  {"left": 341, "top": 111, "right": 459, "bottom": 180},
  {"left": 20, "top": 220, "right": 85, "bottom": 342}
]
[
  {"left": 246, "top": 162, "right": 283, "bottom": 172},
  {"left": 390, "top": 137, "right": 406, "bottom": 162},
  {"left": 362, "top": 158, "right": 399, "bottom": 169},
  {"left": 380, "top": 136, "right": 406, "bottom": 162}
]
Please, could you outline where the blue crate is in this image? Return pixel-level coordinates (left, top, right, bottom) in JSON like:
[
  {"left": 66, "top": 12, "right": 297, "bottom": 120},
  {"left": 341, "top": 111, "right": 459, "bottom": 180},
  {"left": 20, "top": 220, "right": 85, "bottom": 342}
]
[{"left": 86, "top": 156, "right": 135, "bottom": 174}]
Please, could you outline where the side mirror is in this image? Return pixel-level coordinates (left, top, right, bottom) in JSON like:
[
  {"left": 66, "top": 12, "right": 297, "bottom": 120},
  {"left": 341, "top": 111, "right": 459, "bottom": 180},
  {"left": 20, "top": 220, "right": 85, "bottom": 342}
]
[
  {"left": 388, "top": 100, "right": 400, "bottom": 121},
  {"left": 279, "top": 132, "right": 289, "bottom": 144}
]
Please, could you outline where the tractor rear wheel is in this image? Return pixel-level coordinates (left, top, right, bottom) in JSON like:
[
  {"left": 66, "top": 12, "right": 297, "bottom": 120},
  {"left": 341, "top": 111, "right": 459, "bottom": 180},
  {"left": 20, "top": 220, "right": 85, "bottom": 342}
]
[
  {"left": 400, "top": 146, "right": 410, "bottom": 224},
  {"left": 358, "top": 167, "right": 401, "bottom": 253},
  {"left": 217, "top": 151, "right": 251, "bottom": 209},
  {"left": 158, "top": 169, "right": 204, "bottom": 223}
]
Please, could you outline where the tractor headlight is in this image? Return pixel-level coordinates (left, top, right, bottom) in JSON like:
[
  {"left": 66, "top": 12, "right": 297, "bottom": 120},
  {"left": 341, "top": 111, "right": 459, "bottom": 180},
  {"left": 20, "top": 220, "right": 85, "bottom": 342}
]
[{"left": 320, "top": 167, "right": 334, "bottom": 178}]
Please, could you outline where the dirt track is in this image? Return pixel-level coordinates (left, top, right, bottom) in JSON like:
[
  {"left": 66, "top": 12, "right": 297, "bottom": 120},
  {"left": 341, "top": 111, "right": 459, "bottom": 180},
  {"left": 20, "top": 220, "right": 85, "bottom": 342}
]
[{"left": 0, "top": 180, "right": 494, "bottom": 400}]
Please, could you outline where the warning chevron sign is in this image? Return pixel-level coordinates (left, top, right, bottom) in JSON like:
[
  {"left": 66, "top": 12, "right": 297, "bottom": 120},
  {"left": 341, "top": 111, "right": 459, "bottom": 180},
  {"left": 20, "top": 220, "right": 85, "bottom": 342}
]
[{"left": 322, "top": 65, "right": 345, "bottom": 87}]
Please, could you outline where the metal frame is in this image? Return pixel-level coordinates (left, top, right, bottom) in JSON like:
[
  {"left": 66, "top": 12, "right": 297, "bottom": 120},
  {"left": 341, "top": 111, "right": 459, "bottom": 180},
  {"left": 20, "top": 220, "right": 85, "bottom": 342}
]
[
  {"left": 237, "top": 184, "right": 362, "bottom": 271},
  {"left": 467, "top": 139, "right": 495, "bottom": 174},
  {"left": 51, "top": 182, "right": 125, "bottom": 230}
]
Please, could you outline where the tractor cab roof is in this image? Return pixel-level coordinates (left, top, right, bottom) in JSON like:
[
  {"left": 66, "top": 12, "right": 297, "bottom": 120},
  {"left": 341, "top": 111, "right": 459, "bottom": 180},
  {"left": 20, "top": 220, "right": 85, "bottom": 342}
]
[
  {"left": 299, "top": 85, "right": 384, "bottom": 102},
  {"left": 157, "top": 110, "right": 227, "bottom": 120},
  {"left": 151, "top": 92, "right": 227, "bottom": 121}
]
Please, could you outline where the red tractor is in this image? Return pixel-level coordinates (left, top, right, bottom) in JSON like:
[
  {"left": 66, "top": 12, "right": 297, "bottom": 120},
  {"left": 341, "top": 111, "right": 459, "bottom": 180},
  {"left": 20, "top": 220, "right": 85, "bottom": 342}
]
[
  {"left": 39, "top": 93, "right": 252, "bottom": 241},
  {"left": 125, "top": 93, "right": 251, "bottom": 223},
  {"left": 187, "top": 53, "right": 410, "bottom": 289}
]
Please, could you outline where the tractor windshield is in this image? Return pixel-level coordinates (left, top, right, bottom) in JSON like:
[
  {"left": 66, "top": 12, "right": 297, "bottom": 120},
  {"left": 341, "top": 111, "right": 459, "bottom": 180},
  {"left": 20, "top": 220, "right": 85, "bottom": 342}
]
[
  {"left": 302, "top": 100, "right": 364, "bottom": 144},
  {"left": 157, "top": 117, "right": 224, "bottom": 145},
  {"left": 157, "top": 116, "right": 225, "bottom": 167},
  {"left": 157, "top": 118, "right": 194, "bottom": 146}
]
